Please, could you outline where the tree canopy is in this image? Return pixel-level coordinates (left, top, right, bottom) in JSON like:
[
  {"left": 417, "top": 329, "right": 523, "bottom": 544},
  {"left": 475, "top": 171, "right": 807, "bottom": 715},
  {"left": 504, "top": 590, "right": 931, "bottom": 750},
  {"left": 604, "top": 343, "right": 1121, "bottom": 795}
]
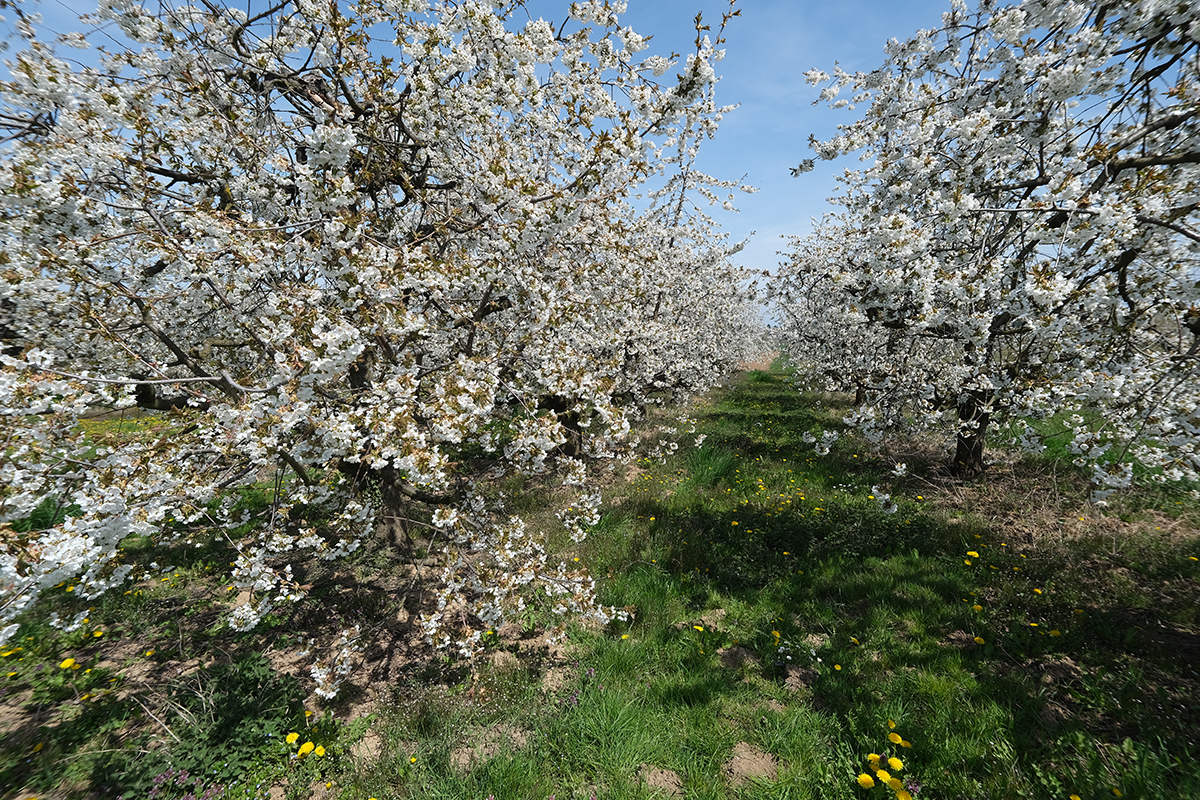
[
  {"left": 0, "top": 0, "right": 761, "bottom": 674},
  {"left": 777, "top": 0, "right": 1200, "bottom": 494}
]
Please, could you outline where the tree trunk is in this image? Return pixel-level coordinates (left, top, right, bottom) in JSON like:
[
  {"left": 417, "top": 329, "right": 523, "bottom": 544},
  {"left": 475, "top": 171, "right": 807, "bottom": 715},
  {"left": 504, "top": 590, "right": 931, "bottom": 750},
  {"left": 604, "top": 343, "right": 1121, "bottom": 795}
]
[
  {"left": 854, "top": 383, "right": 867, "bottom": 406},
  {"left": 952, "top": 389, "right": 992, "bottom": 477}
]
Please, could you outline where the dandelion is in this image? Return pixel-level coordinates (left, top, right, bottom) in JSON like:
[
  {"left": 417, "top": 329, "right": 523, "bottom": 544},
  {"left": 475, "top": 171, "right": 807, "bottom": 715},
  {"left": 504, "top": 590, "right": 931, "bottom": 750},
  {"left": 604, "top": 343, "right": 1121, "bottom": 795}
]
[
  {"left": 1070, "top": 796, "right": 1081, "bottom": 800},
  {"left": 1050, "top": 630, "right": 1061, "bottom": 637},
  {"left": 967, "top": 551, "right": 979, "bottom": 558},
  {"left": 897, "top": 792, "right": 913, "bottom": 800},
  {"left": 974, "top": 637, "right": 985, "bottom": 644},
  {"left": 857, "top": 773, "right": 875, "bottom": 788},
  {"left": 298, "top": 741, "right": 315, "bottom": 757},
  {"left": 621, "top": 634, "right": 629, "bottom": 639},
  {"left": 888, "top": 756, "right": 903, "bottom": 771},
  {"left": 887, "top": 719, "right": 896, "bottom": 729},
  {"left": 867, "top": 753, "right": 881, "bottom": 765},
  {"left": 886, "top": 777, "right": 903, "bottom": 791},
  {"left": 835, "top": 664, "right": 842, "bottom": 671},
  {"left": 972, "top": 604, "right": 983, "bottom": 612},
  {"left": 286, "top": 732, "right": 299, "bottom": 744},
  {"left": 315, "top": 745, "right": 326, "bottom": 757},
  {"left": 888, "top": 732, "right": 902, "bottom": 744},
  {"left": 93, "top": 631, "right": 103, "bottom": 638},
  {"left": 964, "top": 559, "right": 972, "bottom": 565},
  {"left": 900, "top": 740, "right": 912, "bottom": 748},
  {"left": 1112, "top": 789, "right": 1122, "bottom": 797},
  {"left": 875, "top": 769, "right": 892, "bottom": 782},
  {"left": 1034, "top": 588, "right": 1042, "bottom": 594},
  {"left": 731, "top": 521, "right": 738, "bottom": 525},
  {"left": 410, "top": 756, "right": 417, "bottom": 763}
]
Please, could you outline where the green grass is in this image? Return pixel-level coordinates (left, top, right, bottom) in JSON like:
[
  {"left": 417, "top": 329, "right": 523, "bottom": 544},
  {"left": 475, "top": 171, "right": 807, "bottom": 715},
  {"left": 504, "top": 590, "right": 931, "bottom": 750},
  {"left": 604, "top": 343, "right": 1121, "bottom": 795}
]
[{"left": 3, "top": 368, "right": 1200, "bottom": 799}]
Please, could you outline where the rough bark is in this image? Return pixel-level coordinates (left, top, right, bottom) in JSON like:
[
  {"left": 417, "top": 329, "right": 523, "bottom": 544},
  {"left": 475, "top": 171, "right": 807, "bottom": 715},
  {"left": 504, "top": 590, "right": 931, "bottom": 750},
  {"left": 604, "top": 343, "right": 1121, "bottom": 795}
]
[{"left": 952, "top": 388, "right": 993, "bottom": 477}]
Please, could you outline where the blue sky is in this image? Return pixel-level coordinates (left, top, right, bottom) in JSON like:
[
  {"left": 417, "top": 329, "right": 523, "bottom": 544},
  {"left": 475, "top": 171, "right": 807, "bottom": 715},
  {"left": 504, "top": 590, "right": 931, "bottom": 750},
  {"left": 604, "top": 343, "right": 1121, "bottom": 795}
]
[
  {"left": 604, "top": 0, "right": 952, "bottom": 275},
  {"left": 27, "top": 0, "right": 952, "bottom": 275}
]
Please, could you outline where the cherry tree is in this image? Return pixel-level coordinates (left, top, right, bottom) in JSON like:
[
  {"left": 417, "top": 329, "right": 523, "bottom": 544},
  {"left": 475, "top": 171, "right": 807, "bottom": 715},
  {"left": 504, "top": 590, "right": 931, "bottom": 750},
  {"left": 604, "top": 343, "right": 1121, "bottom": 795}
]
[
  {"left": 781, "top": 0, "right": 1200, "bottom": 493},
  {"left": 0, "top": 0, "right": 761, "bottom": 674}
]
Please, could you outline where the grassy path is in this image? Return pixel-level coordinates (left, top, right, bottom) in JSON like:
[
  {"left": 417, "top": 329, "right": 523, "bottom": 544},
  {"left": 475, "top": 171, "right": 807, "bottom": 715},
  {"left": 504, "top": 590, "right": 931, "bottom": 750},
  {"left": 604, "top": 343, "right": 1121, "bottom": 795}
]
[{"left": 3, "top": 369, "right": 1199, "bottom": 799}]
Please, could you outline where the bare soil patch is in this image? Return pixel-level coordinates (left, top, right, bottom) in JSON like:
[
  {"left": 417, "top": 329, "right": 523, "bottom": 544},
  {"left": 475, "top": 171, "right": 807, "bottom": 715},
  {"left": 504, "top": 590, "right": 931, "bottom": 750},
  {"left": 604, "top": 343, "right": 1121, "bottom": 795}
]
[
  {"left": 723, "top": 741, "right": 778, "bottom": 788},
  {"left": 448, "top": 722, "right": 529, "bottom": 775},
  {"left": 637, "top": 763, "right": 683, "bottom": 797}
]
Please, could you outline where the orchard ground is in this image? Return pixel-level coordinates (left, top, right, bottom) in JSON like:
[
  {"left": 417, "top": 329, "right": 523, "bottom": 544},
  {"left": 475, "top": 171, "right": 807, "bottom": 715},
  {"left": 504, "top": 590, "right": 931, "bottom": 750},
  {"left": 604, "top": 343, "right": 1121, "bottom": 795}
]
[{"left": 3, "top": 366, "right": 1199, "bottom": 800}]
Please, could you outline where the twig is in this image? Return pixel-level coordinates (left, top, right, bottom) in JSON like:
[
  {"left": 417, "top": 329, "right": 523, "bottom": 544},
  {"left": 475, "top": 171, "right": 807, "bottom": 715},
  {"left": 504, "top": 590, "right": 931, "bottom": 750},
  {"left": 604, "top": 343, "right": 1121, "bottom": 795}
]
[{"left": 130, "top": 694, "right": 182, "bottom": 744}]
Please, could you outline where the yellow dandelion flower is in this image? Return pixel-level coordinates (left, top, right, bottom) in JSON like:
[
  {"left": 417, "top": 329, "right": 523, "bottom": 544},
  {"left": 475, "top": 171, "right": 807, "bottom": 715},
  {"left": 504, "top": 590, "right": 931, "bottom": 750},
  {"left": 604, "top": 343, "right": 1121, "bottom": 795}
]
[
  {"left": 1050, "top": 630, "right": 1061, "bottom": 637},
  {"left": 972, "top": 604, "right": 983, "bottom": 612},
  {"left": 964, "top": 559, "right": 972, "bottom": 565},
  {"left": 867, "top": 753, "right": 881, "bottom": 764},
  {"left": 1070, "top": 796, "right": 1082, "bottom": 800},
  {"left": 731, "top": 521, "right": 738, "bottom": 525},
  {"left": 887, "top": 777, "right": 903, "bottom": 791},
  {"left": 59, "top": 658, "right": 76, "bottom": 669},
  {"left": 974, "top": 636, "right": 985, "bottom": 644},
  {"left": 410, "top": 756, "right": 417, "bottom": 763},
  {"left": 1113, "top": 789, "right": 1123, "bottom": 797},
  {"left": 967, "top": 551, "right": 979, "bottom": 558},
  {"left": 888, "top": 756, "right": 903, "bottom": 771},
  {"left": 856, "top": 773, "right": 875, "bottom": 788},
  {"left": 298, "top": 741, "right": 314, "bottom": 757},
  {"left": 835, "top": 664, "right": 842, "bottom": 671},
  {"left": 1034, "top": 588, "right": 1042, "bottom": 594},
  {"left": 286, "top": 732, "right": 299, "bottom": 744},
  {"left": 93, "top": 631, "right": 103, "bottom": 638},
  {"left": 900, "top": 739, "right": 912, "bottom": 748},
  {"left": 888, "top": 732, "right": 902, "bottom": 744},
  {"left": 887, "top": 719, "right": 896, "bottom": 729},
  {"left": 875, "top": 768, "right": 891, "bottom": 781},
  {"left": 315, "top": 745, "right": 326, "bottom": 757},
  {"left": 897, "top": 792, "right": 913, "bottom": 800},
  {"left": 693, "top": 625, "right": 704, "bottom": 631}
]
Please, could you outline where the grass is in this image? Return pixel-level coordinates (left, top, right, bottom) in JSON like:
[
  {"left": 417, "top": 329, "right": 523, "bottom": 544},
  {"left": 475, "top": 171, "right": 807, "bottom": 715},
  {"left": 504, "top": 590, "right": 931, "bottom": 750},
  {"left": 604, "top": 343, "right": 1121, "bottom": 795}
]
[{"left": 3, "top": 367, "right": 1200, "bottom": 799}]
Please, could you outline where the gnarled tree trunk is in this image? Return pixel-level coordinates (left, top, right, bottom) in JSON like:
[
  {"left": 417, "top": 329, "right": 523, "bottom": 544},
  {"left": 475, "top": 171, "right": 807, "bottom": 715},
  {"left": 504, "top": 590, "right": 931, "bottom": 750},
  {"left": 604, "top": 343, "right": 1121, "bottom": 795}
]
[{"left": 952, "top": 388, "right": 993, "bottom": 477}]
